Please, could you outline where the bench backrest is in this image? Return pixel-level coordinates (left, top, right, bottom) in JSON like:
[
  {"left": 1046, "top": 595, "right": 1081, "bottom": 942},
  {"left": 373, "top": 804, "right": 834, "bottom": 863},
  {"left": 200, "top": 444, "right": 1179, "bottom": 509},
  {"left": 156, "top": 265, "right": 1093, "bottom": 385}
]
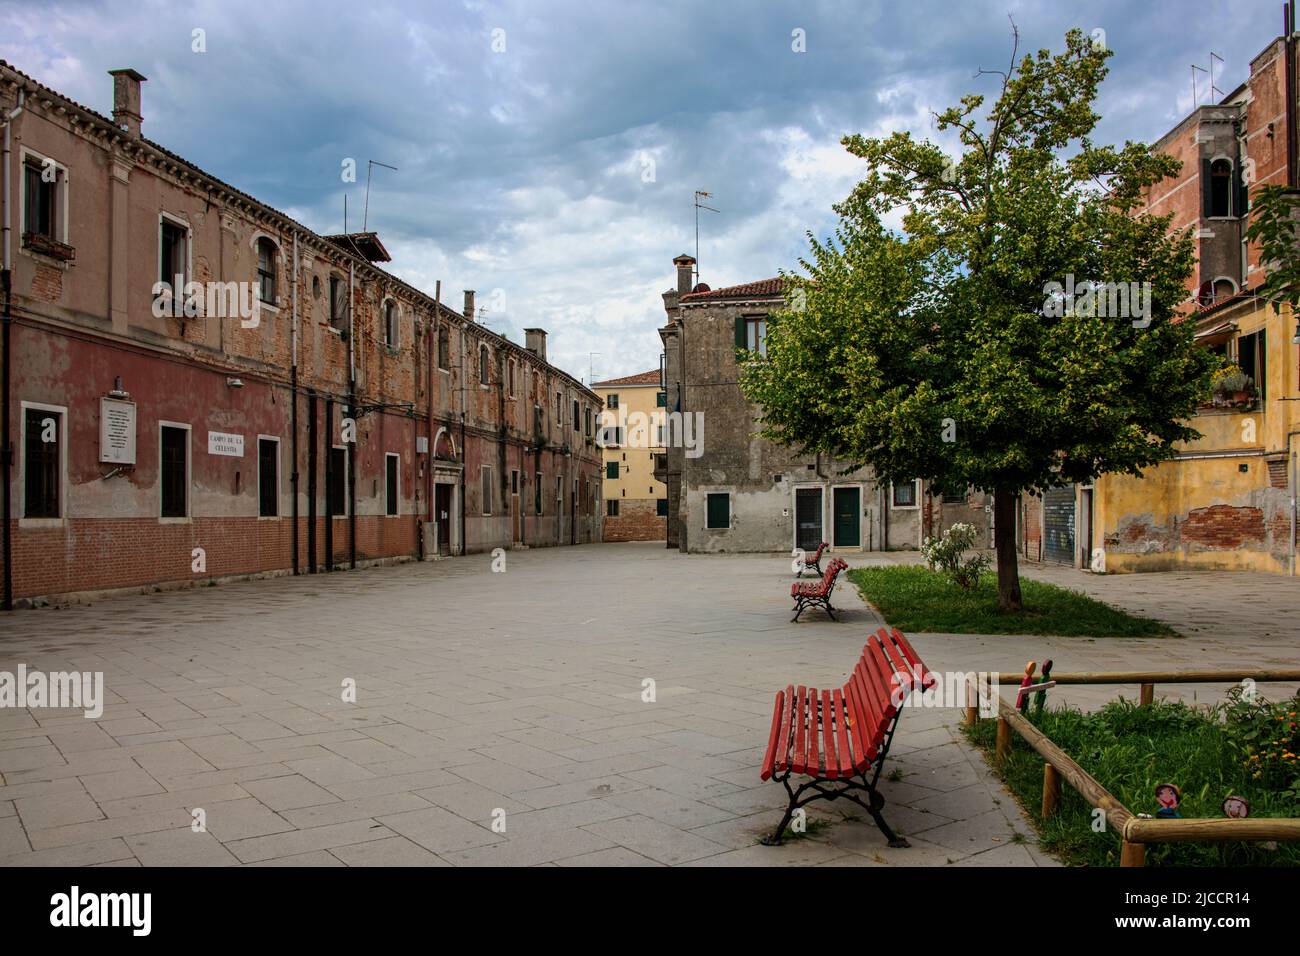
[
  {"left": 808, "top": 541, "right": 828, "bottom": 563},
  {"left": 842, "top": 628, "right": 935, "bottom": 749}
]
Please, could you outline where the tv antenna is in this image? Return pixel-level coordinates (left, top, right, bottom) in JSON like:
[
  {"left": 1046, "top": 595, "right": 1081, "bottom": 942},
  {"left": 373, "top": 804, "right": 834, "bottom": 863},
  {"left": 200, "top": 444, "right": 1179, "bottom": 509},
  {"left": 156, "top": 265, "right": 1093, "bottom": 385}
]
[
  {"left": 363, "top": 160, "right": 398, "bottom": 231},
  {"left": 588, "top": 352, "right": 600, "bottom": 385},
  {"left": 1190, "top": 52, "right": 1224, "bottom": 109},
  {"left": 693, "top": 190, "right": 719, "bottom": 285}
]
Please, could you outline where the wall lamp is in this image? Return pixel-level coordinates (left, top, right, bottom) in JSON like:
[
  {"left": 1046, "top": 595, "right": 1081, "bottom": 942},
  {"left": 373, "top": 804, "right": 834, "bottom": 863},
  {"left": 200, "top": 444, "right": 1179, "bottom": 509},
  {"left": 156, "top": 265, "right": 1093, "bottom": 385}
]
[{"left": 226, "top": 377, "right": 244, "bottom": 388}]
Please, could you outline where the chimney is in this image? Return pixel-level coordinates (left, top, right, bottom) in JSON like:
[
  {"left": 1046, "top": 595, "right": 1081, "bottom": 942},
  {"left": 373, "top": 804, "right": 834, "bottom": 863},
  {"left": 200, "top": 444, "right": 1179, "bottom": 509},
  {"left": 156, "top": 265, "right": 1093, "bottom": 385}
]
[
  {"left": 108, "top": 69, "right": 146, "bottom": 137},
  {"left": 463, "top": 290, "right": 476, "bottom": 321},
  {"left": 673, "top": 254, "right": 696, "bottom": 295},
  {"left": 524, "top": 328, "right": 547, "bottom": 363}
]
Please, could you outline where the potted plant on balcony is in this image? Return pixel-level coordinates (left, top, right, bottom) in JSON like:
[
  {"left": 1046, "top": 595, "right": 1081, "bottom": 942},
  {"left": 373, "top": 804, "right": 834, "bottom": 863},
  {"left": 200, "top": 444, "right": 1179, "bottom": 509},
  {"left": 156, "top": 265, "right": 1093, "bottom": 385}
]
[{"left": 1213, "top": 367, "right": 1254, "bottom": 408}]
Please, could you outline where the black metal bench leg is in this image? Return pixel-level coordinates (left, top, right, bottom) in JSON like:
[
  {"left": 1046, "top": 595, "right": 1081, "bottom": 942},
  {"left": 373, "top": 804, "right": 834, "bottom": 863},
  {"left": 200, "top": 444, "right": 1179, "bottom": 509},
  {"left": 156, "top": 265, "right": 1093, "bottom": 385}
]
[
  {"left": 761, "top": 777, "right": 803, "bottom": 846},
  {"left": 824, "top": 603, "right": 837, "bottom": 621},
  {"left": 843, "top": 786, "right": 910, "bottom": 848}
]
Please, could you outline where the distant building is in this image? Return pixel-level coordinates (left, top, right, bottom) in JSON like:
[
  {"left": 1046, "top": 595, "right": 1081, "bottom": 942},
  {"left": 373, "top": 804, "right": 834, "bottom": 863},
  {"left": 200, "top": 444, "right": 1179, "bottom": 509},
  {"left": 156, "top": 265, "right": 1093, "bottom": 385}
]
[
  {"left": 656, "top": 254, "right": 988, "bottom": 554},
  {"left": 592, "top": 370, "right": 667, "bottom": 541}
]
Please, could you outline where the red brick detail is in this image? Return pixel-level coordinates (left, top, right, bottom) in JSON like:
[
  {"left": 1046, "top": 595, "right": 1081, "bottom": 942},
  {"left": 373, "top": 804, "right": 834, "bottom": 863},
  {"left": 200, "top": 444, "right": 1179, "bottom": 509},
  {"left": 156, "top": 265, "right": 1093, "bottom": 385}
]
[
  {"left": 1182, "top": 504, "right": 1266, "bottom": 549},
  {"left": 602, "top": 499, "right": 666, "bottom": 542}
]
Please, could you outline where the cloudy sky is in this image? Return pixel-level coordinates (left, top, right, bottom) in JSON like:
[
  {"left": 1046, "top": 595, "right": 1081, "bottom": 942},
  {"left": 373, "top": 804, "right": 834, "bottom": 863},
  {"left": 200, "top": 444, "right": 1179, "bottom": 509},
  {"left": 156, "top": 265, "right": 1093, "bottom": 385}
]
[{"left": 0, "top": 0, "right": 1279, "bottom": 381}]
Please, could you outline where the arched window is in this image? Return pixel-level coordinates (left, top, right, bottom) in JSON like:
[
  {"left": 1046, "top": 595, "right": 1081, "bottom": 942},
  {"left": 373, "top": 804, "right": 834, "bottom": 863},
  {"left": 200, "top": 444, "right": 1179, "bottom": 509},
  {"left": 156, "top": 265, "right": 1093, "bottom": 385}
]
[
  {"left": 479, "top": 343, "right": 490, "bottom": 385},
  {"left": 256, "top": 237, "right": 277, "bottom": 304},
  {"left": 383, "top": 300, "right": 398, "bottom": 349},
  {"left": 1207, "top": 159, "right": 1232, "bottom": 218}
]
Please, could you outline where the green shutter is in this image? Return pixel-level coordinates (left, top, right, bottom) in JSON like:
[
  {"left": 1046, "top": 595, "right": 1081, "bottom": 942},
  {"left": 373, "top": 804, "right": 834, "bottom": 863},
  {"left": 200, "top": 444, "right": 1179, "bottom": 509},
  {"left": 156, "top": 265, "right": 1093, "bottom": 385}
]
[
  {"left": 707, "top": 493, "right": 730, "bottom": 529},
  {"left": 606, "top": 461, "right": 619, "bottom": 479},
  {"left": 734, "top": 315, "right": 747, "bottom": 349}
]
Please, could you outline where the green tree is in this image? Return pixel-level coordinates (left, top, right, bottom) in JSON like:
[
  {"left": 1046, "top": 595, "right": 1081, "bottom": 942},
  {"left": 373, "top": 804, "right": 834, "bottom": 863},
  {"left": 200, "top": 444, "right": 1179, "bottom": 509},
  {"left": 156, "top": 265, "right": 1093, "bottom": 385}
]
[
  {"left": 1245, "top": 183, "right": 1300, "bottom": 320},
  {"left": 741, "top": 27, "right": 1216, "bottom": 611}
]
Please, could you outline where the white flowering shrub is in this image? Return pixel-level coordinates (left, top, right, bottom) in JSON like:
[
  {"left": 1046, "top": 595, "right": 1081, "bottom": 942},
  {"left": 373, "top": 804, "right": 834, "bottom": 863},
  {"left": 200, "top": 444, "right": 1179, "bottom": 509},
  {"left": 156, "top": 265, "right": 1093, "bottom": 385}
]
[{"left": 920, "top": 522, "right": 990, "bottom": 591}]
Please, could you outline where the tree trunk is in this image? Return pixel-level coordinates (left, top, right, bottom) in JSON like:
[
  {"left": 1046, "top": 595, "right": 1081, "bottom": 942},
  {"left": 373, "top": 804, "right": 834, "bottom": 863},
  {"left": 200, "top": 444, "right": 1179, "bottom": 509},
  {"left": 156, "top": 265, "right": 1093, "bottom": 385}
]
[{"left": 993, "top": 491, "right": 1023, "bottom": 612}]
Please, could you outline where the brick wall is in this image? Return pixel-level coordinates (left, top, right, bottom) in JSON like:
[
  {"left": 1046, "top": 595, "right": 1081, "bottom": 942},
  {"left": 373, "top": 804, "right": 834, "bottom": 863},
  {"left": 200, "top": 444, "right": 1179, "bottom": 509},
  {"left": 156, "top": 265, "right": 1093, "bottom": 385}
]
[{"left": 603, "top": 499, "right": 666, "bottom": 542}]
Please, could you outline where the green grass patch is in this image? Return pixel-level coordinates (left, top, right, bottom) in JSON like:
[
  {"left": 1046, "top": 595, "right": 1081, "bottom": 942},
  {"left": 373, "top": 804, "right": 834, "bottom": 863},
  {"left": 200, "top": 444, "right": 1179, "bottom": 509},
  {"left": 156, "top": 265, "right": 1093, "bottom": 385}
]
[
  {"left": 848, "top": 565, "right": 1176, "bottom": 637},
  {"left": 965, "top": 697, "right": 1300, "bottom": 866}
]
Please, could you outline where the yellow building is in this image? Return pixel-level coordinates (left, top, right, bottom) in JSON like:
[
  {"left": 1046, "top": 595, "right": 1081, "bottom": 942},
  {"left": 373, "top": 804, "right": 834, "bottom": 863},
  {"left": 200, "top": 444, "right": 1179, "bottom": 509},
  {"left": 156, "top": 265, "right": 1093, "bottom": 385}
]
[
  {"left": 592, "top": 370, "right": 668, "bottom": 541},
  {"left": 1094, "top": 296, "right": 1298, "bottom": 574}
]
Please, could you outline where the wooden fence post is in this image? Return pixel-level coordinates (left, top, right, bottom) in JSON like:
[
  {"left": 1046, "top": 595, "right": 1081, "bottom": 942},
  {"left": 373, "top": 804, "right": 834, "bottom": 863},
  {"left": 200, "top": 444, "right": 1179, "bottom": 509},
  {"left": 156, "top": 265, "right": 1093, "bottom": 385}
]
[
  {"left": 1041, "top": 763, "right": 1061, "bottom": 819},
  {"left": 1139, "top": 683, "right": 1154, "bottom": 706},
  {"left": 995, "top": 716, "right": 1011, "bottom": 766},
  {"left": 1120, "top": 840, "right": 1146, "bottom": 867}
]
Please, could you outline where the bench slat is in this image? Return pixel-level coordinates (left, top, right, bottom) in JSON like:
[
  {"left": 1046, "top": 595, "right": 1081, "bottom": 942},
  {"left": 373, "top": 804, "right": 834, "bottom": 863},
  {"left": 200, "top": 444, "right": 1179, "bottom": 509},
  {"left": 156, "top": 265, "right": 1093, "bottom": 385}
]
[
  {"left": 774, "top": 684, "right": 797, "bottom": 773},
  {"left": 760, "top": 687, "right": 787, "bottom": 781},
  {"left": 820, "top": 688, "right": 835, "bottom": 778},
  {"left": 844, "top": 666, "right": 877, "bottom": 771},
  {"left": 792, "top": 685, "right": 809, "bottom": 775},
  {"left": 832, "top": 688, "right": 852, "bottom": 779}
]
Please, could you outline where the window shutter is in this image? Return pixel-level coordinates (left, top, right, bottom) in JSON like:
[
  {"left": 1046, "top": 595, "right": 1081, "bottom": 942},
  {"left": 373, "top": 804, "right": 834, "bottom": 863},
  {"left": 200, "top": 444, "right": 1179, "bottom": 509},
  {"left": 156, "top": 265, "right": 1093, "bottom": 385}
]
[
  {"left": 1200, "top": 159, "right": 1212, "bottom": 218},
  {"left": 734, "top": 315, "right": 747, "bottom": 349},
  {"left": 1235, "top": 162, "right": 1249, "bottom": 218}
]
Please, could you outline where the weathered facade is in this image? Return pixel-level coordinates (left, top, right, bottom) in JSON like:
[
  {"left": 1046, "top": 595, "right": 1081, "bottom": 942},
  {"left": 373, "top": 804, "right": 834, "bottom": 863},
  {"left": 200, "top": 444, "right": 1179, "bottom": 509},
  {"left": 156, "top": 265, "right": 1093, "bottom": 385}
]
[
  {"left": 656, "top": 254, "right": 988, "bottom": 554},
  {"left": 593, "top": 370, "right": 667, "bottom": 542},
  {"left": 0, "top": 61, "right": 602, "bottom": 606},
  {"left": 1090, "top": 32, "right": 1299, "bottom": 574}
]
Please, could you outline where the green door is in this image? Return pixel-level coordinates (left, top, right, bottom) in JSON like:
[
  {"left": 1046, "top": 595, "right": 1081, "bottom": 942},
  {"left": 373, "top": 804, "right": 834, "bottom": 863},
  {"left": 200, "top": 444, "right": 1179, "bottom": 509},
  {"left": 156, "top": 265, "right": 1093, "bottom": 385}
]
[{"left": 833, "top": 487, "right": 860, "bottom": 548}]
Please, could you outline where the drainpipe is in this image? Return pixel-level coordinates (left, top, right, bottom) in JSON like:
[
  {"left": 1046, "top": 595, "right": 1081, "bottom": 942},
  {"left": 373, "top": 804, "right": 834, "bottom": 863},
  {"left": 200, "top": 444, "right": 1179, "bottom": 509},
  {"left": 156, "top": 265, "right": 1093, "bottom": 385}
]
[
  {"left": 347, "top": 261, "right": 356, "bottom": 570},
  {"left": 434, "top": 280, "right": 444, "bottom": 554},
  {"left": 1288, "top": 430, "right": 1300, "bottom": 576},
  {"left": 290, "top": 231, "right": 299, "bottom": 575},
  {"left": 1, "top": 88, "right": 24, "bottom": 611}
]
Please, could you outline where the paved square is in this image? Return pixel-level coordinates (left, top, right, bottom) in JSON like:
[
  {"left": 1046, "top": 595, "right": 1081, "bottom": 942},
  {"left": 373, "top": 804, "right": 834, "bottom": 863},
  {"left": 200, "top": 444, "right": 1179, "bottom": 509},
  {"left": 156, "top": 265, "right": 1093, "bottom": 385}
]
[{"left": 3, "top": 542, "right": 1294, "bottom": 867}]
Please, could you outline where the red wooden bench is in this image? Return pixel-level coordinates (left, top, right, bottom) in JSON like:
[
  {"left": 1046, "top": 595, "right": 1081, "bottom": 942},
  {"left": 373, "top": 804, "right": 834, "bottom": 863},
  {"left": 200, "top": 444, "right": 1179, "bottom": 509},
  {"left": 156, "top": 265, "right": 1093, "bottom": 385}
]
[
  {"left": 759, "top": 627, "right": 935, "bottom": 847},
  {"left": 797, "top": 541, "right": 828, "bottom": 577},
  {"left": 790, "top": 557, "right": 847, "bottom": 621}
]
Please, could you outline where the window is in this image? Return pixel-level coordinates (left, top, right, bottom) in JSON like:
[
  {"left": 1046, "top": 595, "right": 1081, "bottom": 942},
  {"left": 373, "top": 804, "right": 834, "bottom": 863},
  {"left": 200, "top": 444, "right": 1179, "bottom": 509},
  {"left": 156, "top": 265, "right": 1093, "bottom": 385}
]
[
  {"left": 329, "top": 276, "right": 347, "bottom": 328},
  {"left": 479, "top": 344, "right": 490, "bottom": 386},
  {"left": 555, "top": 392, "right": 563, "bottom": 426},
  {"left": 607, "top": 393, "right": 619, "bottom": 409},
  {"left": 606, "top": 461, "right": 619, "bottom": 479},
  {"left": 23, "top": 406, "right": 63, "bottom": 519},
  {"left": 892, "top": 480, "right": 919, "bottom": 508},
  {"left": 160, "top": 425, "right": 189, "bottom": 518},
  {"left": 384, "top": 300, "right": 399, "bottom": 349},
  {"left": 556, "top": 476, "right": 564, "bottom": 512},
  {"left": 328, "top": 446, "right": 348, "bottom": 515},
  {"left": 23, "top": 156, "right": 63, "bottom": 241},
  {"left": 656, "top": 391, "right": 667, "bottom": 407},
  {"left": 1207, "top": 158, "right": 1233, "bottom": 218},
  {"left": 508, "top": 359, "right": 516, "bottom": 397},
  {"left": 386, "top": 453, "right": 400, "bottom": 516},
  {"left": 746, "top": 316, "right": 769, "bottom": 356},
  {"left": 584, "top": 406, "right": 591, "bottom": 436},
  {"left": 258, "top": 437, "right": 279, "bottom": 517},
  {"left": 607, "top": 427, "right": 624, "bottom": 448},
  {"left": 941, "top": 488, "right": 967, "bottom": 504},
  {"left": 511, "top": 469, "right": 519, "bottom": 495},
  {"left": 607, "top": 499, "right": 619, "bottom": 517},
  {"left": 573, "top": 400, "right": 580, "bottom": 432},
  {"left": 481, "top": 465, "right": 493, "bottom": 515},
  {"left": 1237, "top": 329, "right": 1266, "bottom": 400},
  {"left": 657, "top": 498, "right": 669, "bottom": 517},
  {"left": 706, "top": 492, "right": 730, "bottom": 529},
  {"left": 535, "top": 471, "right": 543, "bottom": 515},
  {"left": 438, "top": 324, "right": 450, "bottom": 370},
  {"left": 159, "top": 217, "right": 188, "bottom": 286},
  {"left": 256, "top": 238, "right": 277, "bottom": 305}
]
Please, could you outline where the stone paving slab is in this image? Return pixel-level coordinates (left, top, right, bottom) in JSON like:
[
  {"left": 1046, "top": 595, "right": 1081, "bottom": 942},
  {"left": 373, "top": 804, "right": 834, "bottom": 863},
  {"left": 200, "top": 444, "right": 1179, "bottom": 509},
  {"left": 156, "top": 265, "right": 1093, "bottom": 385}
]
[{"left": 4, "top": 541, "right": 1290, "bottom": 866}]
